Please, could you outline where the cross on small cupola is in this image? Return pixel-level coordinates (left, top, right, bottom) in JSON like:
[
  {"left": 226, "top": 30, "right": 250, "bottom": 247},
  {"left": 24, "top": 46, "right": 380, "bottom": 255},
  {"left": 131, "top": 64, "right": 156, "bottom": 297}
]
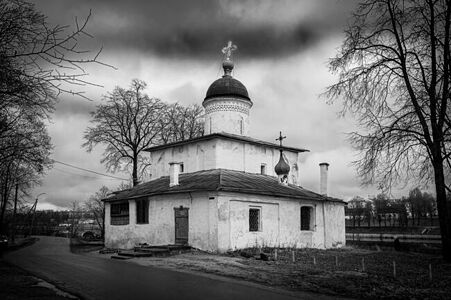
[
  {"left": 274, "top": 131, "right": 290, "bottom": 185},
  {"left": 275, "top": 131, "right": 286, "bottom": 147}
]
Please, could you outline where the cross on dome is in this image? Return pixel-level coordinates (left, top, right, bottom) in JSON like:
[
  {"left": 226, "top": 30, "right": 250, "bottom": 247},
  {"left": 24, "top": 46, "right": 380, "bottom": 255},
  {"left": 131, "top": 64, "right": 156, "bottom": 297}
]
[
  {"left": 222, "top": 41, "right": 237, "bottom": 61},
  {"left": 221, "top": 41, "right": 237, "bottom": 76}
]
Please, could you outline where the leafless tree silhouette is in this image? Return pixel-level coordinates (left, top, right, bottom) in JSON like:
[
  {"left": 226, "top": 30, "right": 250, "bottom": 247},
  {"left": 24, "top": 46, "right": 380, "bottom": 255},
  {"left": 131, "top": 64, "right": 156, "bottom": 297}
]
[
  {"left": 325, "top": 0, "right": 451, "bottom": 260},
  {"left": 83, "top": 80, "right": 204, "bottom": 186},
  {"left": 158, "top": 103, "right": 204, "bottom": 144},
  {"left": 83, "top": 80, "right": 166, "bottom": 186},
  {"left": 0, "top": 0, "right": 112, "bottom": 232}
]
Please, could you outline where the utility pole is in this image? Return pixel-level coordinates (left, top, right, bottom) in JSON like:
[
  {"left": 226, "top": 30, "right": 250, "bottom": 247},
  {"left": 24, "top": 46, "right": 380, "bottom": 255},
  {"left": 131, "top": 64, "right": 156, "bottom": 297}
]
[{"left": 28, "top": 193, "right": 46, "bottom": 237}]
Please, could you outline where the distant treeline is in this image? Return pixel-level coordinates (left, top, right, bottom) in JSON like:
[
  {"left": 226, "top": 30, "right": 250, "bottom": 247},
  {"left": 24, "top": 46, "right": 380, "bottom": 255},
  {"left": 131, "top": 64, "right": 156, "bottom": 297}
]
[
  {"left": 345, "top": 188, "right": 441, "bottom": 228},
  {"left": 4, "top": 209, "right": 96, "bottom": 237}
]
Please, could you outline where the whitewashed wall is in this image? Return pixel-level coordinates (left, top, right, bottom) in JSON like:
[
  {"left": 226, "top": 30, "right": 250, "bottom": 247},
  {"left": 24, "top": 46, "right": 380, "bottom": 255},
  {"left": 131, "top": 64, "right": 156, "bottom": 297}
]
[
  {"left": 149, "top": 140, "right": 217, "bottom": 179},
  {"left": 216, "top": 192, "right": 345, "bottom": 252},
  {"left": 149, "top": 139, "right": 304, "bottom": 185},
  {"left": 203, "top": 98, "right": 252, "bottom": 136},
  {"left": 104, "top": 192, "right": 215, "bottom": 250},
  {"left": 104, "top": 191, "right": 345, "bottom": 252}
]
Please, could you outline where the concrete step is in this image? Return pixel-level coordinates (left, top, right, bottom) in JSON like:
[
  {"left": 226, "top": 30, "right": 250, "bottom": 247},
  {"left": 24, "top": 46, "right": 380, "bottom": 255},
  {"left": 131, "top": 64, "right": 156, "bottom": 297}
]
[
  {"left": 117, "top": 250, "right": 156, "bottom": 257},
  {"left": 133, "top": 248, "right": 171, "bottom": 255},
  {"left": 134, "top": 244, "right": 191, "bottom": 255},
  {"left": 111, "top": 255, "right": 132, "bottom": 260}
]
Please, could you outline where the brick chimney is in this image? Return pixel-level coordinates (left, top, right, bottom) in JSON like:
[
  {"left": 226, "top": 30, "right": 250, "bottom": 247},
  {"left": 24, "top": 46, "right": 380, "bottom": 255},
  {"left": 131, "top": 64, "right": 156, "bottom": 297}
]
[
  {"left": 319, "top": 162, "right": 329, "bottom": 196},
  {"left": 169, "top": 162, "right": 181, "bottom": 187}
]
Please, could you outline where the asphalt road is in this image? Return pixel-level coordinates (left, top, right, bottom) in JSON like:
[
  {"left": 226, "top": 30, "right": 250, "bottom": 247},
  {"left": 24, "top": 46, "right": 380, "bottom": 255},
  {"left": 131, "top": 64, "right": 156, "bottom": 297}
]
[{"left": 5, "top": 236, "right": 337, "bottom": 300}]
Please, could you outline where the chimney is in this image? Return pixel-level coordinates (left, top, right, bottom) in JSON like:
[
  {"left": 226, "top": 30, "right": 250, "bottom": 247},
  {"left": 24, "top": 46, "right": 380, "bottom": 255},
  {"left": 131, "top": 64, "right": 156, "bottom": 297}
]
[
  {"left": 169, "top": 162, "right": 180, "bottom": 187},
  {"left": 319, "top": 162, "right": 329, "bottom": 196}
]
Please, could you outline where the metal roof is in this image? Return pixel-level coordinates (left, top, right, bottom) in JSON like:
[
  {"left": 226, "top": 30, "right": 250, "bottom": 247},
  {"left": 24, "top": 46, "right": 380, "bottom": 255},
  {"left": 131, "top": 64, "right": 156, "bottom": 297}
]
[
  {"left": 144, "top": 132, "right": 309, "bottom": 153},
  {"left": 204, "top": 75, "right": 251, "bottom": 102},
  {"left": 103, "top": 169, "right": 344, "bottom": 203}
]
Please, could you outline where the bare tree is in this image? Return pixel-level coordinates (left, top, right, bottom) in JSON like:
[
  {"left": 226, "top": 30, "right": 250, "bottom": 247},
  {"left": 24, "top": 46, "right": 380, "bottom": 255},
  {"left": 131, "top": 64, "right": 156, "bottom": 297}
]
[
  {"left": 0, "top": 0, "right": 111, "bottom": 233},
  {"left": 325, "top": 0, "right": 451, "bottom": 261},
  {"left": 158, "top": 103, "right": 204, "bottom": 144},
  {"left": 84, "top": 186, "right": 110, "bottom": 238},
  {"left": 83, "top": 80, "right": 167, "bottom": 186},
  {"left": 0, "top": 0, "right": 110, "bottom": 110},
  {"left": 0, "top": 116, "right": 51, "bottom": 232},
  {"left": 346, "top": 196, "right": 367, "bottom": 227},
  {"left": 84, "top": 80, "right": 205, "bottom": 186}
]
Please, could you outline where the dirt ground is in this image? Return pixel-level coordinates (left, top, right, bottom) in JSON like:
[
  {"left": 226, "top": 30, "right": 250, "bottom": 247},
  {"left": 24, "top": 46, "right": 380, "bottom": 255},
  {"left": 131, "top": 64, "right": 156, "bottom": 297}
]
[{"left": 89, "top": 246, "right": 451, "bottom": 299}]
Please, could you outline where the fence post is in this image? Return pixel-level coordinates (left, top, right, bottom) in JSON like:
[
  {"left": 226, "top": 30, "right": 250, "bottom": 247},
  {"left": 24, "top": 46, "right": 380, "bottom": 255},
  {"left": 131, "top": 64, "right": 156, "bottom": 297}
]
[
  {"left": 274, "top": 248, "right": 278, "bottom": 261},
  {"left": 429, "top": 264, "right": 432, "bottom": 281},
  {"left": 393, "top": 261, "right": 396, "bottom": 278},
  {"left": 292, "top": 250, "right": 295, "bottom": 263},
  {"left": 313, "top": 256, "right": 316, "bottom": 265},
  {"left": 335, "top": 256, "right": 338, "bottom": 267},
  {"left": 361, "top": 257, "right": 365, "bottom": 272}
]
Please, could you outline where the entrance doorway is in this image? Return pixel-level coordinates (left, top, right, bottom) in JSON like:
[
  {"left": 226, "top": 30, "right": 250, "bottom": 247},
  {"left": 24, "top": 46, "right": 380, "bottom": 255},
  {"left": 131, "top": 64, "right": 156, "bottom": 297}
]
[{"left": 174, "top": 206, "right": 189, "bottom": 245}]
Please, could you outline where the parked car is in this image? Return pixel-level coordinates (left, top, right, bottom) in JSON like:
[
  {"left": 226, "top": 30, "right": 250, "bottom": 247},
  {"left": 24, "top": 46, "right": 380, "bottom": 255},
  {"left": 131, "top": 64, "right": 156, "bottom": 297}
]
[{"left": 0, "top": 235, "right": 8, "bottom": 251}]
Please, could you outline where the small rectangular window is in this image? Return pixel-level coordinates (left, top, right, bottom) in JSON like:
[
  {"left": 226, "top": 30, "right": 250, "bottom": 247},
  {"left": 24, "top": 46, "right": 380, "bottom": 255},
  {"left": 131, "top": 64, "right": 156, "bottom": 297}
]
[
  {"left": 179, "top": 163, "right": 184, "bottom": 173},
  {"left": 136, "top": 199, "right": 149, "bottom": 224},
  {"left": 301, "top": 206, "right": 313, "bottom": 231},
  {"left": 111, "top": 202, "right": 129, "bottom": 225},
  {"left": 249, "top": 208, "right": 261, "bottom": 232},
  {"left": 260, "top": 164, "right": 266, "bottom": 175}
]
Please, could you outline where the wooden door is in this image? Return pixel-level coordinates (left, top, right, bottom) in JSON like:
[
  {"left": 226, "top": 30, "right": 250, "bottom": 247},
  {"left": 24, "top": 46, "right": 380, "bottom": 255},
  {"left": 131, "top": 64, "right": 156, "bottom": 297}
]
[{"left": 174, "top": 206, "right": 189, "bottom": 245}]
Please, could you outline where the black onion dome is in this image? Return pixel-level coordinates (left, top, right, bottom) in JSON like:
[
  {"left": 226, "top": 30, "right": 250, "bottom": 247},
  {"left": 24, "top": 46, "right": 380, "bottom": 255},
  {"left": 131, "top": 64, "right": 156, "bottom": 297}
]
[
  {"left": 204, "top": 75, "right": 250, "bottom": 101},
  {"left": 275, "top": 151, "right": 290, "bottom": 175}
]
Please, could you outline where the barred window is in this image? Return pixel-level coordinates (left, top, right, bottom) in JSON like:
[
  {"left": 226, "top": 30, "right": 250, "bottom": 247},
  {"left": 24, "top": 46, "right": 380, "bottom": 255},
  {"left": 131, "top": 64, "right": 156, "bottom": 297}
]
[
  {"left": 301, "top": 206, "right": 313, "bottom": 231},
  {"left": 249, "top": 208, "right": 261, "bottom": 232},
  {"left": 111, "top": 202, "right": 129, "bottom": 225},
  {"left": 136, "top": 199, "right": 149, "bottom": 224}
]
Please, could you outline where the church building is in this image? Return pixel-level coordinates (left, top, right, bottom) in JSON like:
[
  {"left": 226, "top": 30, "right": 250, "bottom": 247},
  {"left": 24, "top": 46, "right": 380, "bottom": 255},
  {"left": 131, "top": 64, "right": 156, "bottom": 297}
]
[{"left": 103, "top": 42, "right": 346, "bottom": 252}]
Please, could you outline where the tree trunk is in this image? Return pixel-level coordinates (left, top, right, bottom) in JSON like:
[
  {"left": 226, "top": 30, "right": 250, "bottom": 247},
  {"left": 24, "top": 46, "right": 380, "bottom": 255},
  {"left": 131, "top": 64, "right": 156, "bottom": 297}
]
[
  {"left": 0, "top": 175, "right": 9, "bottom": 233},
  {"left": 132, "top": 154, "right": 138, "bottom": 186},
  {"left": 433, "top": 161, "right": 451, "bottom": 262},
  {"left": 11, "top": 183, "right": 18, "bottom": 242}
]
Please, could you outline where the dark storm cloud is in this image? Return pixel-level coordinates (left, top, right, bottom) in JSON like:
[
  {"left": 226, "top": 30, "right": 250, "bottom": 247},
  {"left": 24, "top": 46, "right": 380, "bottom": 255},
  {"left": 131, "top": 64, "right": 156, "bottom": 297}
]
[
  {"left": 103, "top": 23, "right": 316, "bottom": 59},
  {"left": 54, "top": 97, "right": 96, "bottom": 118},
  {"left": 33, "top": 0, "right": 358, "bottom": 60}
]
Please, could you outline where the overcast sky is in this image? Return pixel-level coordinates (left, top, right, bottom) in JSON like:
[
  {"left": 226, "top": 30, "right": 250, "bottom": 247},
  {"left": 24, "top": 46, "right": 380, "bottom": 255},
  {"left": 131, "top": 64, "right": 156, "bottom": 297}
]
[{"left": 27, "top": 0, "right": 413, "bottom": 210}]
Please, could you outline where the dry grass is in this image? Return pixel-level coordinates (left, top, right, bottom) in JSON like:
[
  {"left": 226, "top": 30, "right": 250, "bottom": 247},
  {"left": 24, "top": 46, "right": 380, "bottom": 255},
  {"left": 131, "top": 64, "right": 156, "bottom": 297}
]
[{"left": 227, "top": 247, "right": 451, "bottom": 299}]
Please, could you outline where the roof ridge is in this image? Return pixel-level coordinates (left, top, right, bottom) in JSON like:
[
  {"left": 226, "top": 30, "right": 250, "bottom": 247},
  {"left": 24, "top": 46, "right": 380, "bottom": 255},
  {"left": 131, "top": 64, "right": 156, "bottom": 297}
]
[{"left": 144, "top": 132, "right": 309, "bottom": 153}]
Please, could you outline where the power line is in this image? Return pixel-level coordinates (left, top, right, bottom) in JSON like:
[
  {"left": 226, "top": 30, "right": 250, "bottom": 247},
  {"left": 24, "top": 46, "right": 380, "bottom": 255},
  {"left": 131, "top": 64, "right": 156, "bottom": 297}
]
[
  {"left": 52, "top": 160, "right": 128, "bottom": 180},
  {"left": 53, "top": 167, "right": 125, "bottom": 181}
]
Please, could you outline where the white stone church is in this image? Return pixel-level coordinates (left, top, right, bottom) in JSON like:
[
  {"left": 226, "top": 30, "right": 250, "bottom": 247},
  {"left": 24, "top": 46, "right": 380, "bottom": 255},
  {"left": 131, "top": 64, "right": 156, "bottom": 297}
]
[{"left": 103, "top": 43, "right": 345, "bottom": 252}]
